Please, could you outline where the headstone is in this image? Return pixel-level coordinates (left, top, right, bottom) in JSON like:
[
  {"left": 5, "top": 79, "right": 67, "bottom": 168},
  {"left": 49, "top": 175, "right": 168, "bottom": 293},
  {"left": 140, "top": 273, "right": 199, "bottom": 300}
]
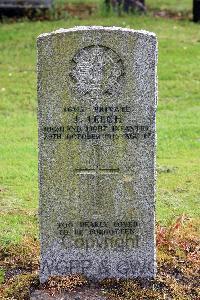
[
  {"left": 37, "top": 26, "right": 158, "bottom": 283},
  {"left": 0, "top": 0, "right": 52, "bottom": 9}
]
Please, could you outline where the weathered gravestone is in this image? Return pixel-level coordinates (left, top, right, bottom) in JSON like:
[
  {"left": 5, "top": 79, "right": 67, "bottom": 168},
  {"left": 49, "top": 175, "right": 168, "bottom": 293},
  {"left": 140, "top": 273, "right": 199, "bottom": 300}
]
[{"left": 37, "top": 26, "right": 158, "bottom": 283}]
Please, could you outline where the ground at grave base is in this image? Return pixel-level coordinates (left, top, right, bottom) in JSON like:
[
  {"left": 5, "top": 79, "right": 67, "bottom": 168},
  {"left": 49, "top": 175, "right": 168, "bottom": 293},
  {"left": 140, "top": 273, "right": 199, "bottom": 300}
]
[{"left": 0, "top": 217, "right": 199, "bottom": 300}]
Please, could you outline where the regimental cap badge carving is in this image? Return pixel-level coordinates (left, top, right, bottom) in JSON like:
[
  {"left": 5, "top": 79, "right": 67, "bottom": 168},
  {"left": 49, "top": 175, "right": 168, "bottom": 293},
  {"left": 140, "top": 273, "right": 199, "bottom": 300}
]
[{"left": 70, "top": 45, "right": 125, "bottom": 100}]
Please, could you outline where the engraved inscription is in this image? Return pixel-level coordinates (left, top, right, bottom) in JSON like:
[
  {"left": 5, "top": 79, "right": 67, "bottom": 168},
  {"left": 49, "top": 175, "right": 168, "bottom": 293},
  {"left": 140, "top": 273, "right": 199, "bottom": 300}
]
[
  {"left": 57, "top": 219, "right": 139, "bottom": 250},
  {"left": 42, "top": 105, "right": 153, "bottom": 141},
  {"left": 70, "top": 46, "right": 125, "bottom": 99}
]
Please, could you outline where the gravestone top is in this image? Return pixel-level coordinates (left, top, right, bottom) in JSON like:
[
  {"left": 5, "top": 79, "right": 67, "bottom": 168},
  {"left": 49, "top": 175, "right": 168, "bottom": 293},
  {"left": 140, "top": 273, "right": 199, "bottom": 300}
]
[
  {"left": 38, "top": 26, "right": 157, "bottom": 283},
  {"left": 38, "top": 26, "right": 156, "bottom": 38},
  {"left": 0, "top": 0, "right": 53, "bottom": 9}
]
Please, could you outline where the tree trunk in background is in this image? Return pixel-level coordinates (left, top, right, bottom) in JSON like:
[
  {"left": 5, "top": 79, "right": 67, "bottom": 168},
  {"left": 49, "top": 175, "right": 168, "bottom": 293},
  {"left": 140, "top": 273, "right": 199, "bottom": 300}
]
[
  {"left": 123, "top": 0, "right": 131, "bottom": 13},
  {"left": 105, "top": 0, "right": 111, "bottom": 11},
  {"left": 193, "top": 0, "right": 200, "bottom": 22},
  {"left": 104, "top": 0, "right": 146, "bottom": 13}
]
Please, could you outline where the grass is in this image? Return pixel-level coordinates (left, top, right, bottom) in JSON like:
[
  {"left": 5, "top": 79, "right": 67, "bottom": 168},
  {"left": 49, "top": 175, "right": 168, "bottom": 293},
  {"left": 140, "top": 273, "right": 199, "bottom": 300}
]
[
  {"left": 144, "top": 0, "right": 191, "bottom": 12},
  {"left": 0, "top": 219, "right": 199, "bottom": 299},
  {"left": 0, "top": 10, "right": 200, "bottom": 244},
  {"left": 55, "top": 0, "right": 192, "bottom": 12},
  {"left": 0, "top": 4, "right": 200, "bottom": 298}
]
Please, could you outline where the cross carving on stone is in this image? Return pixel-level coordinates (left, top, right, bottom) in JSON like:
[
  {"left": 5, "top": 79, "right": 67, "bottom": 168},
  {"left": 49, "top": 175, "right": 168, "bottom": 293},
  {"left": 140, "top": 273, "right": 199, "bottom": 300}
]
[{"left": 75, "top": 145, "right": 120, "bottom": 215}]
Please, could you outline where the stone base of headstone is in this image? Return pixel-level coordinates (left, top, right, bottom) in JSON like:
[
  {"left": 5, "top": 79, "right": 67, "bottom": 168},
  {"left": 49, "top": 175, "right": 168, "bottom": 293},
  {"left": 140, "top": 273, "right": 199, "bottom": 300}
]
[{"left": 31, "top": 287, "right": 107, "bottom": 300}]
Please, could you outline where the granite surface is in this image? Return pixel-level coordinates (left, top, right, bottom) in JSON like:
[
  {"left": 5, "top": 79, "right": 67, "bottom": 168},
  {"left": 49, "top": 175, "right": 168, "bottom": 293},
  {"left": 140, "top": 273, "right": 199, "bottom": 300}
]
[
  {"left": 31, "top": 288, "right": 107, "bottom": 300},
  {"left": 37, "top": 26, "right": 158, "bottom": 283}
]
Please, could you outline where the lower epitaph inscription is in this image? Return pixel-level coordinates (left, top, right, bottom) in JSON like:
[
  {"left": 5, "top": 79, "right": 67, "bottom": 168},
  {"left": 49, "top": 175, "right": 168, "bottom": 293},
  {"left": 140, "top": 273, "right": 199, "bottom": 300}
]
[
  {"left": 38, "top": 26, "right": 157, "bottom": 282},
  {"left": 57, "top": 220, "right": 139, "bottom": 250}
]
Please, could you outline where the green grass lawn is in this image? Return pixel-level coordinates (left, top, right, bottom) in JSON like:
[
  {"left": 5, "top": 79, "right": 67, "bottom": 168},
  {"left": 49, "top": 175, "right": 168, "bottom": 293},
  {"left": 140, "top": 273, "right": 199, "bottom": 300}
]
[
  {"left": 148, "top": 0, "right": 191, "bottom": 11},
  {"left": 55, "top": 0, "right": 192, "bottom": 12},
  {"left": 0, "top": 15, "right": 200, "bottom": 245}
]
